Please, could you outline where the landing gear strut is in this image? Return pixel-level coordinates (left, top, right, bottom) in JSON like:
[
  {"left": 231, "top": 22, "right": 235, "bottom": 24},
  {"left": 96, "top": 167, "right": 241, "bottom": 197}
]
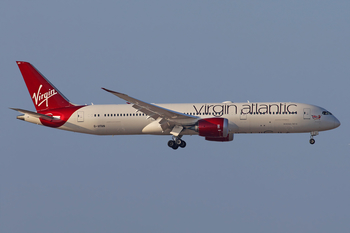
[
  {"left": 309, "top": 131, "right": 319, "bottom": 145},
  {"left": 168, "top": 136, "right": 186, "bottom": 150}
]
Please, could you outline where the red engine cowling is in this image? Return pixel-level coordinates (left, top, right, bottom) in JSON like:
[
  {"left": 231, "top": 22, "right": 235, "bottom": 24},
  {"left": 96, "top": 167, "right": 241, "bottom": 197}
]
[{"left": 197, "top": 118, "right": 229, "bottom": 138}]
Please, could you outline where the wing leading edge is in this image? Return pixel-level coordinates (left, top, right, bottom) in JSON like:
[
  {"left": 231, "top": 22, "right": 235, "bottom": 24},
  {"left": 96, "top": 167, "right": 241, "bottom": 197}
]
[{"left": 102, "top": 88, "right": 199, "bottom": 129}]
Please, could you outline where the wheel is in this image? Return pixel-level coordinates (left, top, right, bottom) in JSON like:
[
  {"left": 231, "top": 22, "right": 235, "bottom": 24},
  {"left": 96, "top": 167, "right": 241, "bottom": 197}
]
[
  {"left": 309, "top": 138, "right": 315, "bottom": 145},
  {"left": 168, "top": 140, "right": 175, "bottom": 148},
  {"left": 179, "top": 140, "right": 186, "bottom": 148},
  {"left": 172, "top": 144, "right": 179, "bottom": 150},
  {"left": 175, "top": 138, "right": 182, "bottom": 145}
]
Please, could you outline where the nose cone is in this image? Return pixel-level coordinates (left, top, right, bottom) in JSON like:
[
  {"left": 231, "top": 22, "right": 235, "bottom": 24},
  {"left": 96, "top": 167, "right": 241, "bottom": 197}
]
[{"left": 333, "top": 117, "right": 341, "bottom": 128}]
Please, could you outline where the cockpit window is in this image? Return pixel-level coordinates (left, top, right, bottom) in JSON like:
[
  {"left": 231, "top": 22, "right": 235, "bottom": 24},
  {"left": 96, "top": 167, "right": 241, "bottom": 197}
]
[{"left": 322, "top": 111, "right": 332, "bottom": 115}]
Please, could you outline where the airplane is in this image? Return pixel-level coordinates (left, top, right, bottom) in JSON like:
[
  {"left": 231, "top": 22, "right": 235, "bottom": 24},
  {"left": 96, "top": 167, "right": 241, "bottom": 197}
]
[{"left": 12, "top": 61, "right": 340, "bottom": 150}]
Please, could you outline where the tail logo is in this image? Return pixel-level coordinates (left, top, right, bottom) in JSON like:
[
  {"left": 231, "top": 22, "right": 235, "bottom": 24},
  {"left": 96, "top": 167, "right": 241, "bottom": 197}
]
[{"left": 32, "top": 85, "right": 58, "bottom": 107}]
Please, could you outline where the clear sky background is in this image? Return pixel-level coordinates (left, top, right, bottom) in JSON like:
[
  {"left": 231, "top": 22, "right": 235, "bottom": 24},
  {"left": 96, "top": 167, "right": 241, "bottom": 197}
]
[{"left": 1, "top": 1, "right": 350, "bottom": 232}]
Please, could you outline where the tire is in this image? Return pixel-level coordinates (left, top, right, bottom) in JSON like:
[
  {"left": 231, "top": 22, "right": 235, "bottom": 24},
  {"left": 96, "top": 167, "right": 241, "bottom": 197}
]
[
  {"left": 175, "top": 138, "right": 182, "bottom": 145},
  {"left": 309, "top": 138, "right": 315, "bottom": 145},
  {"left": 179, "top": 141, "right": 186, "bottom": 148},
  {"left": 168, "top": 140, "right": 175, "bottom": 148}
]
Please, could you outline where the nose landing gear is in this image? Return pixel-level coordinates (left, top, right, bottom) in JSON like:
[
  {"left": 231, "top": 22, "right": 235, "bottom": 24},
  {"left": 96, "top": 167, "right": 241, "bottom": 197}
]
[
  {"left": 309, "top": 131, "right": 319, "bottom": 145},
  {"left": 168, "top": 136, "right": 186, "bottom": 150}
]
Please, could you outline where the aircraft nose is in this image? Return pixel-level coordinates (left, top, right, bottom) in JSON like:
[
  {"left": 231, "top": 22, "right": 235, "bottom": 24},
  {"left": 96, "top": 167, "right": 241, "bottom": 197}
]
[{"left": 333, "top": 117, "right": 341, "bottom": 128}]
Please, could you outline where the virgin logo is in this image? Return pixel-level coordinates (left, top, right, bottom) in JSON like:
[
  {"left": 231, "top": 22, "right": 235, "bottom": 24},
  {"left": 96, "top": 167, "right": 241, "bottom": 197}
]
[{"left": 32, "top": 85, "right": 58, "bottom": 107}]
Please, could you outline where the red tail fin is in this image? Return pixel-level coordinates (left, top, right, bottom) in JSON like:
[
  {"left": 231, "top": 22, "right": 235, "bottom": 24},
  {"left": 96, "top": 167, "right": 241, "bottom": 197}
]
[{"left": 16, "top": 61, "right": 74, "bottom": 111}]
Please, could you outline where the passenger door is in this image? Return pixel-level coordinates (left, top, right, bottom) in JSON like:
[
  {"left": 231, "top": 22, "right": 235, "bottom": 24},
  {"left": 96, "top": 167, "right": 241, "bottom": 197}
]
[{"left": 303, "top": 108, "right": 310, "bottom": 119}]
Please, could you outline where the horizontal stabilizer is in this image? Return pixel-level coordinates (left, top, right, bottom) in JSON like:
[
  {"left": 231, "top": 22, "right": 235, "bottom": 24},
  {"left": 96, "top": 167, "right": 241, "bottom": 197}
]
[{"left": 10, "top": 108, "right": 55, "bottom": 121}]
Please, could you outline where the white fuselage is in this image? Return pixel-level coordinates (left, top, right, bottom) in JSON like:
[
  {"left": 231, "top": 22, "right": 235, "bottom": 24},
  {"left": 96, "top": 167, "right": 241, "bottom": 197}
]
[{"left": 22, "top": 102, "right": 340, "bottom": 136}]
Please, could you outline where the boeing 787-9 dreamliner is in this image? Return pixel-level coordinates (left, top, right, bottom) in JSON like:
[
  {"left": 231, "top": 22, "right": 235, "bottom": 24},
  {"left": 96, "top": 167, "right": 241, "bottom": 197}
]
[{"left": 12, "top": 61, "right": 340, "bottom": 150}]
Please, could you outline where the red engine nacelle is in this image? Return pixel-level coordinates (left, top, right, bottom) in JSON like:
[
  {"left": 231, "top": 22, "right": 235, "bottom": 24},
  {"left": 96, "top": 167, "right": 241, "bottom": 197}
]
[{"left": 197, "top": 118, "right": 229, "bottom": 138}]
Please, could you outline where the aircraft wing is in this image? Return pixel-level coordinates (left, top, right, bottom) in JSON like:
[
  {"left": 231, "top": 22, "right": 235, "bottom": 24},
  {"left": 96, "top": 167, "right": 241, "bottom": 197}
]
[
  {"left": 102, "top": 88, "right": 198, "bottom": 126},
  {"left": 10, "top": 108, "right": 56, "bottom": 121}
]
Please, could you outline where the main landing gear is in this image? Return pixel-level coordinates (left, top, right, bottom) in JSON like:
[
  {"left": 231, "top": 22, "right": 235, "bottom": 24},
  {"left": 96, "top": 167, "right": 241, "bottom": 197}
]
[
  {"left": 168, "top": 136, "right": 186, "bottom": 150},
  {"left": 309, "top": 131, "right": 319, "bottom": 145}
]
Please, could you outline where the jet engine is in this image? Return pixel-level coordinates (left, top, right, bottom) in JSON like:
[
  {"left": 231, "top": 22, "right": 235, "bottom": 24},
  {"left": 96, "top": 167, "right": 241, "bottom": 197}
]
[{"left": 194, "top": 118, "right": 233, "bottom": 141}]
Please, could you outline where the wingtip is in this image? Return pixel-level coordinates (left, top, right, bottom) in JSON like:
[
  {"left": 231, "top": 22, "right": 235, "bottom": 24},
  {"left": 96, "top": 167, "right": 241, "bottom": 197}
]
[
  {"left": 102, "top": 88, "right": 123, "bottom": 95},
  {"left": 102, "top": 87, "right": 113, "bottom": 93}
]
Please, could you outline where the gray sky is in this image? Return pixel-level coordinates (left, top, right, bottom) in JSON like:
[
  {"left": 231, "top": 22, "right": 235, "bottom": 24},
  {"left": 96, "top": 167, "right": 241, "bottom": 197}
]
[{"left": 1, "top": 1, "right": 350, "bottom": 232}]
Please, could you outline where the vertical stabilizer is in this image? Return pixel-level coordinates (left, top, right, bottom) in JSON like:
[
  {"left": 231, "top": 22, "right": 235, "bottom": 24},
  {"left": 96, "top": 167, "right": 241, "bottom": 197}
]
[{"left": 16, "top": 61, "right": 74, "bottom": 111}]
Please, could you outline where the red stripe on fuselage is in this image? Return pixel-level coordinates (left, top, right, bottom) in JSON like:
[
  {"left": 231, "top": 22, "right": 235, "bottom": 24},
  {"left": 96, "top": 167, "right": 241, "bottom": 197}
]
[{"left": 38, "top": 106, "right": 85, "bottom": 128}]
